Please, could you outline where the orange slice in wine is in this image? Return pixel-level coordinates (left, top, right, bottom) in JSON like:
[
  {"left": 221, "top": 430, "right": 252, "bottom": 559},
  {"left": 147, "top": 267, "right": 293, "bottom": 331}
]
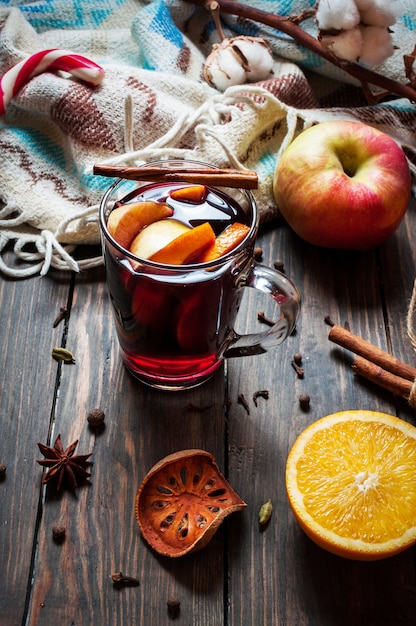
[
  {"left": 197, "top": 222, "right": 250, "bottom": 263},
  {"left": 130, "top": 219, "right": 190, "bottom": 260},
  {"left": 149, "top": 222, "right": 216, "bottom": 265},
  {"left": 169, "top": 185, "right": 207, "bottom": 203}
]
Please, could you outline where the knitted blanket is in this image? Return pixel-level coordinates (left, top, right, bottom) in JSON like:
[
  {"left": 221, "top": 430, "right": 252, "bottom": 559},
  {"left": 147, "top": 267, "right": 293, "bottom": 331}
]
[{"left": 0, "top": 0, "right": 415, "bottom": 277}]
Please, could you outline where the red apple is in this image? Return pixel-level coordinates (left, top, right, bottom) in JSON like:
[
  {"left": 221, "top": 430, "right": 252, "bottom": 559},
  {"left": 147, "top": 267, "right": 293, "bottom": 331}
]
[{"left": 273, "top": 120, "right": 411, "bottom": 249}]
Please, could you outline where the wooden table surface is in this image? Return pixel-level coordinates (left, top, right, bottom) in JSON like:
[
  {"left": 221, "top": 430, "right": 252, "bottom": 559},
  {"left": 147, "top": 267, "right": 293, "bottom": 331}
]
[{"left": 1, "top": 198, "right": 416, "bottom": 626}]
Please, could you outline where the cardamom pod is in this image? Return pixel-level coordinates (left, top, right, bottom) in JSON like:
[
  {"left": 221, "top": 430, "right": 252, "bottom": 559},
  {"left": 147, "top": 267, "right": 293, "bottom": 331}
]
[
  {"left": 258, "top": 499, "right": 273, "bottom": 525},
  {"left": 51, "top": 347, "right": 76, "bottom": 364}
]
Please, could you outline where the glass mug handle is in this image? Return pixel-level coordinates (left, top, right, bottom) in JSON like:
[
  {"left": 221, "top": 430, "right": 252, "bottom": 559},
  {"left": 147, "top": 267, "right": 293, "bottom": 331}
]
[{"left": 221, "top": 263, "right": 301, "bottom": 358}]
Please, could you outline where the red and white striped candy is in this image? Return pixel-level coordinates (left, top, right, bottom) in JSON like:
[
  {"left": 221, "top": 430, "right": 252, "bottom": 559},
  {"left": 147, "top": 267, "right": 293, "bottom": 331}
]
[{"left": 0, "top": 49, "right": 105, "bottom": 115}]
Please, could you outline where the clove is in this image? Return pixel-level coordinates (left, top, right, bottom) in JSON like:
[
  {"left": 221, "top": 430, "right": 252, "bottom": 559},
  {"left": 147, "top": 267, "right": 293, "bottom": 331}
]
[
  {"left": 185, "top": 402, "right": 213, "bottom": 412},
  {"left": 238, "top": 393, "right": 250, "bottom": 415},
  {"left": 291, "top": 359, "right": 304, "bottom": 379},
  {"left": 52, "top": 524, "right": 66, "bottom": 542},
  {"left": 293, "top": 352, "right": 302, "bottom": 366},
  {"left": 253, "top": 389, "right": 269, "bottom": 406},
  {"left": 53, "top": 306, "right": 67, "bottom": 328},
  {"left": 167, "top": 597, "right": 181, "bottom": 619},
  {"left": 299, "top": 394, "right": 310, "bottom": 411},
  {"left": 257, "top": 311, "right": 275, "bottom": 326},
  {"left": 254, "top": 246, "right": 263, "bottom": 260},
  {"left": 111, "top": 571, "right": 140, "bottom": 587}
]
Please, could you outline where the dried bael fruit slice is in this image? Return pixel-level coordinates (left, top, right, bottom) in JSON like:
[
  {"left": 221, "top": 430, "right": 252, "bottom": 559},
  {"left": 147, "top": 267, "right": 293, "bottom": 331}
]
[
  {"left": 107, "top": 201, "right": 173, "bottom": 250},
  {"left": 135, "top": 449, "right": 246, "bottom": 557},
  {"left": 286, "top": 410, "right": 416, "bottom": 560}
]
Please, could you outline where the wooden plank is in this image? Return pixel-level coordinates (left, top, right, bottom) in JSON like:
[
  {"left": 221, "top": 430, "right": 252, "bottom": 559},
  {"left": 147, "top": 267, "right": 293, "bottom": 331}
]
[
  {"left": 4, "top": 198, "right": 416, "bottom": 625},
  {"left": 225, "top": 212, "right": 416, "bottom": 626},
  {"left": 0, "top": 272, "right": 72, "bottom": 626},
  {"left": 26, "top": 265, "right": 228, "bottom": 625},
  {"left": 379, "top": 197, "right": 416, "bottom": 424}
]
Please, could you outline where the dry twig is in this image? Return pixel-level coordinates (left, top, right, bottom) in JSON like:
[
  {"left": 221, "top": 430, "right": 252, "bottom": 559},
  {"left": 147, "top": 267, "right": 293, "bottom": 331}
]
[{"left": 184, "top": 0, "right": 416, "bottom": 103}]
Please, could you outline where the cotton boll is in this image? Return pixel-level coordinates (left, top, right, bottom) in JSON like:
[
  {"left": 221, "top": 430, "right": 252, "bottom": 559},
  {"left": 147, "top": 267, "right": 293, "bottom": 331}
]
[
  {"left": 232, "top": 37, "right": 274, "bottom": 82},
  {"left": 316, "top": 0, "right": 360, "bottom": 30},
  {"left": 204, "top": 44, "right": 247, "bottom": 91},
  {"left": 359, "top": 0, "right": 403, "bottom": 27},
  {"left": 359, "top": 25, "right": 395, "bottom": 66},
  {"left": 320, "top": 27, "right": 363, "bottom": 62},
  {"left": 203, "top": 36, "right": 275, "bottom": 91}
]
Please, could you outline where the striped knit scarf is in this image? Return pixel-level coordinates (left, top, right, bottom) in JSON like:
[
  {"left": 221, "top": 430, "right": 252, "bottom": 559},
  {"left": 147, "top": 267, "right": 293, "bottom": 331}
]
[{"left": 0, "top": 0, "right": 415, "bottom": 277}]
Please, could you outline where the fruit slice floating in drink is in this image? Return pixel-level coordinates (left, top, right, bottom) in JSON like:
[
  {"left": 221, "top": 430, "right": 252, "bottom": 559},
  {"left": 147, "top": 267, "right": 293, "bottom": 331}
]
[
  {"left": 150, "top": 222, "right": 216, "bottom": 264},
  {"left": 107, "top": 201, "right": 173, "bottom": 250},
  {"left": 169, "top": 184, "right": 207, "bottom": 203},
  {"left": 130, "top": 219, "right": 190, "bottom": 259},
  {"left": 197, "top": 221, "right": 250, "bottom": 263},
  {"left": 107, "top": 184, "right": 250, "bottom": 265}
]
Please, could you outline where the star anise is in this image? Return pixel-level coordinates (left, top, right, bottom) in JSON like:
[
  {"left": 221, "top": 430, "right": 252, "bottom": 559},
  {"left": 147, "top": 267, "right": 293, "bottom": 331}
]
[{"left": 37, "top": 434, "right": 92, "bottom": 493}]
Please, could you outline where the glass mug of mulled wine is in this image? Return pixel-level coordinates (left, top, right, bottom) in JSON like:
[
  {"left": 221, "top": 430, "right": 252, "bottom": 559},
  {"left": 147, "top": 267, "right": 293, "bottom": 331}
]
[{"left": 99, "top": 159, "right": 301, "bottom": 390}]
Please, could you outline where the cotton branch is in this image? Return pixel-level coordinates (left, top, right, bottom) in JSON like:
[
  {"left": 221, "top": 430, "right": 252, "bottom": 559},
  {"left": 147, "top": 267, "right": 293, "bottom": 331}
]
[{"left": 184, "top": 0, "right": 416, "bottom": 103}]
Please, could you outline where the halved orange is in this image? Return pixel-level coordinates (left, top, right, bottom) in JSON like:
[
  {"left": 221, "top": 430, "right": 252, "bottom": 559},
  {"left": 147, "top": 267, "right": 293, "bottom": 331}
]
[
  {"left": 135, "top": 449, "right": 246, "bottom": 557},
  {"left": 197, "top": 222, "right": 250, "bottom": 263},
  {"left": 149, "top": 222, "right": 216, "bottom": 265},
  {"left": 107, "top": 201, "right": 173, "bottom": 250},
  {"left": 286, "top": 410, "right": 416, "bottom": 560},
  {"left": 170, "top": 185, "right": 207, "bottom": 203}
]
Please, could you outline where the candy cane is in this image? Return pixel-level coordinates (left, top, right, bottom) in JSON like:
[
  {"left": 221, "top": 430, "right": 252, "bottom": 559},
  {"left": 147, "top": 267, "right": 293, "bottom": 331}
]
[{"left": 0, "top": 49, "right": 105, "bottom": 115}]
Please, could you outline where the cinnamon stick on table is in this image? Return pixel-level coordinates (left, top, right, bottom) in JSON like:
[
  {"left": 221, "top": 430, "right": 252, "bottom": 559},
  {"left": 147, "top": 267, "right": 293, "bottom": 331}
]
[
  {"left": 326, "top": 317, "right": 416, "bottom": 401},
  {"left": 351, "top": 356, "right": 413, "bottom": 400},
  {"left": 327, "top": 321, "right": 416, "bottom": 381},
  {"left": 93, "top": 165, "right": 259, "bottom": 189}
]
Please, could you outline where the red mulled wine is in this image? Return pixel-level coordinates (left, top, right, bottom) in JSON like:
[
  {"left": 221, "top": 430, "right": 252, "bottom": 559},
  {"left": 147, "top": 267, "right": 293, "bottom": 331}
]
[{"left": 102, "top": 181, "right": 253, "bottom": 389}]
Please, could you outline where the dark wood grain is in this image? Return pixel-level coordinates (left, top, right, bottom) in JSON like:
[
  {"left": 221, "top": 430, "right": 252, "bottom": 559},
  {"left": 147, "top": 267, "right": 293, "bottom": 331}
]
[
  {"left": 226, "top": 207, "right": 416, "bottom": 626},
  {"left": 1, "top": 201, "right": 416, "bottom": 625},
  {"left": 25, "top": 265, "right": 228, "bottom": 625},
  {"left": 0, "top": 271, "right": 72, "bottom": 626}
]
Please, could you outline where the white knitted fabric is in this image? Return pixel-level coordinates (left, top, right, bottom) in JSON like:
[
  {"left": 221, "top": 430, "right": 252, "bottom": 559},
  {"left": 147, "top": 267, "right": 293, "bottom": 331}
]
[{"left": 0, "top": 1, "right": 415, "bottom": 277}]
